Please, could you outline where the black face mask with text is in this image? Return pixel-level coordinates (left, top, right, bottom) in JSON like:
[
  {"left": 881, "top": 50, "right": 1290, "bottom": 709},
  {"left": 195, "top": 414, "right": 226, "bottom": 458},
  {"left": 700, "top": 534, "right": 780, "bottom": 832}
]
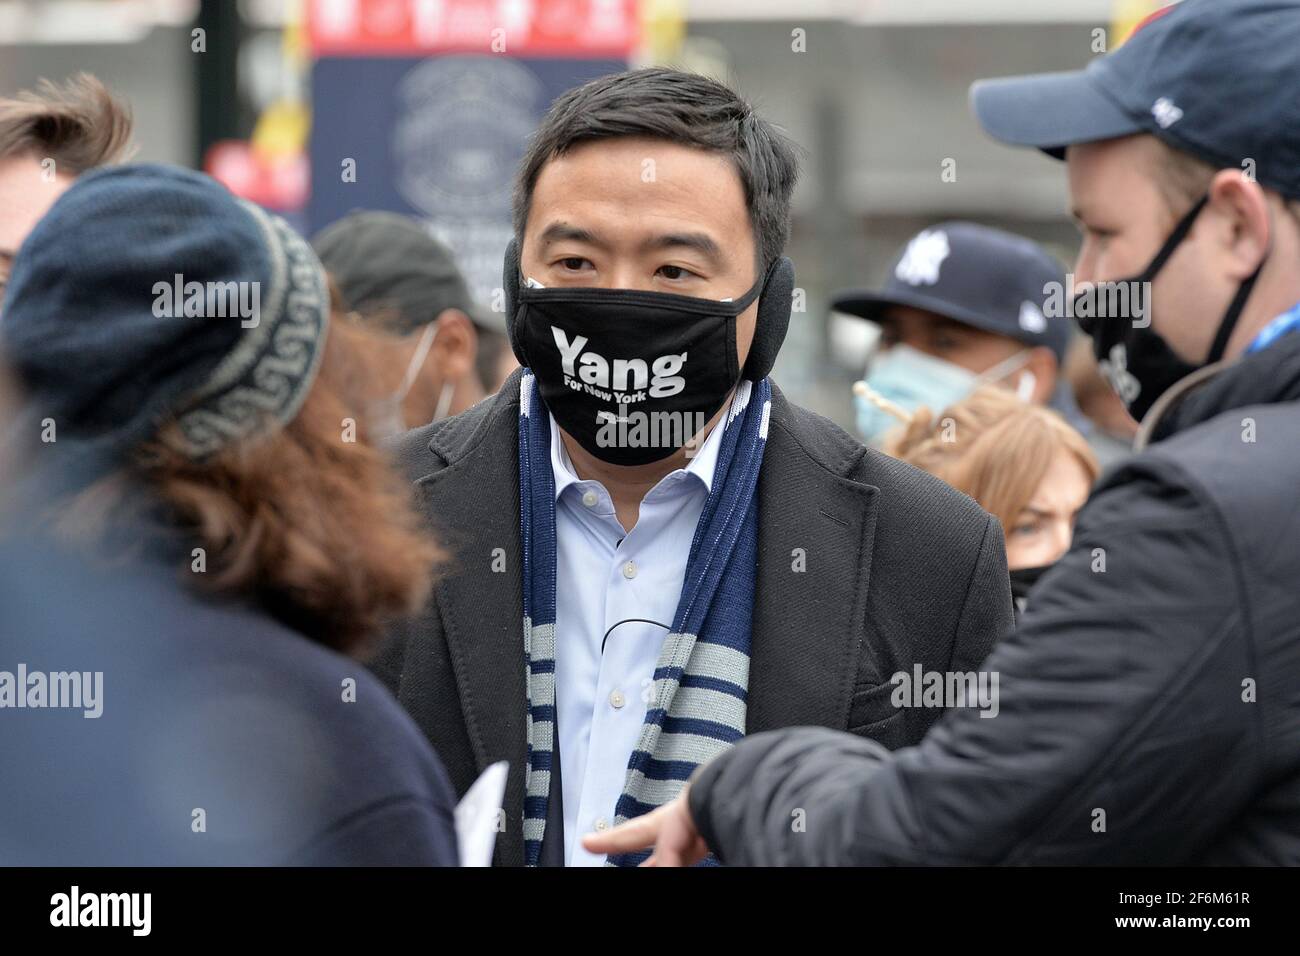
[
  {"left": 1072, "top": 193, "right": 1266, "bottom": 422},
  {"left": 516, "top": 275, "right": 764, "bottom": 466}
]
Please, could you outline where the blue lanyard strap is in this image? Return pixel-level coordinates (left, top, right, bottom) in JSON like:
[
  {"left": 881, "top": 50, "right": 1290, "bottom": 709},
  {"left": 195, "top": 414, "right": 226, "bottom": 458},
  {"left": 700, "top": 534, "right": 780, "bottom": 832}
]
[{"left": 1247, "top": 301, "right": 1300, "bottom": 353}]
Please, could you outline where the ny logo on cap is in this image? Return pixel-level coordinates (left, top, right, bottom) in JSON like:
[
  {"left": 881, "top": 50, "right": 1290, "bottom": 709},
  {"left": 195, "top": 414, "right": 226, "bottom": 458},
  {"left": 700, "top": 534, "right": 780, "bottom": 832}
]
[
  {"left": 1019, "top": 300, "right": 1047, "bottom": 333},
  {"left": 895, "top": 229, "right": 950, "bottom": 286},
  {"left": 1151, "top": 97, "right": 1184, "bottom": 129}
]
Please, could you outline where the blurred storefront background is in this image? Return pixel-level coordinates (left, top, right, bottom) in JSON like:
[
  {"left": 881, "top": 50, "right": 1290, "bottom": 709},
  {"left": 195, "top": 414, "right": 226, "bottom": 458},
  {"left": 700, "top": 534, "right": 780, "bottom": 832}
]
[{"left": 0, "top": 0, "right": 1168, "bottom": 425}]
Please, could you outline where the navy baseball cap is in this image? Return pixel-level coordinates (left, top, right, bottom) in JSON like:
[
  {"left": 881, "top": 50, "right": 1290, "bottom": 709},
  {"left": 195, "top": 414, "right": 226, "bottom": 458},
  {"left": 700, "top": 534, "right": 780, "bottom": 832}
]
[
  {"left": 832, "top": 221, "right": 1071, "bottom": 362},
  {"left": 971, "top": 0, "right": 1300, "bottom": 200}
]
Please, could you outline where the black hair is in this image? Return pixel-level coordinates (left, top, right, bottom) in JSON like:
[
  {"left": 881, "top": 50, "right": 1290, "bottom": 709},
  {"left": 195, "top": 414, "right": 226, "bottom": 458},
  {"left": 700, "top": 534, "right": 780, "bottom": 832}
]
[{"left": 512, "top": 67, "right": 800, "bottom": 268}]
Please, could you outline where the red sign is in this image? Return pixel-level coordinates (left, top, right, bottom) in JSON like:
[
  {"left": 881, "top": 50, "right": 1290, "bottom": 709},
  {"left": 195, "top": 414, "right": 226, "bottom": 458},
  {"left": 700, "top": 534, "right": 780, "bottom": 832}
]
[
  {"left": 307, "top": 0, "right": 639, "bottom": 57},
  {"left": 205, "top": 141, "right": 309, "bottom": 212}
]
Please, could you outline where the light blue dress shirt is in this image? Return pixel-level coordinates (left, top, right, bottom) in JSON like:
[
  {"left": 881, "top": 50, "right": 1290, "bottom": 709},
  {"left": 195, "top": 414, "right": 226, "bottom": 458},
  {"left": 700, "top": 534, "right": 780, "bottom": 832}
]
[{"left": 549, "top": 412, "right": 725, "bottom": 866}]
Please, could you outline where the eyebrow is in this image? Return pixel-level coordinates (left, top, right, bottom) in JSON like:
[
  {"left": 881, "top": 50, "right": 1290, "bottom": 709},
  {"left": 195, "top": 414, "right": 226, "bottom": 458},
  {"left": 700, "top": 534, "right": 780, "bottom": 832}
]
[
  {"left": 640, "top": 231, "right": 723, "bottom": 267},
  {"left": 536, "top": 223, "right": 724, "bottom": 268},
  {"left": 538, "top": 222, "right": 603, "bottom": 248}
]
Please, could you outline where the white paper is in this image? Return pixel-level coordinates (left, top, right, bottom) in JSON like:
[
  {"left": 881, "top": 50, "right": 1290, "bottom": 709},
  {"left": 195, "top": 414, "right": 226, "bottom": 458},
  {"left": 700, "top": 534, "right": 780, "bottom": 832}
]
[{"left": 454, "top": 760, "right": 509, "bottom": 867}]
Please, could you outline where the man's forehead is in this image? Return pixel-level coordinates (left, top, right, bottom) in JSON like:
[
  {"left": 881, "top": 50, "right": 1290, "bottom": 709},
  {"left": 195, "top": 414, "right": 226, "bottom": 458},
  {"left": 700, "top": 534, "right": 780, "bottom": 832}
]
[
  {"left": 1066, "top": 136, "right": 1155, "bottom": 191},
  {"left": 544, "top": 135, "right": 739, "bottom": 177},
  {"left": 529, "top": 140, "right": 748, "bottom": 223}
]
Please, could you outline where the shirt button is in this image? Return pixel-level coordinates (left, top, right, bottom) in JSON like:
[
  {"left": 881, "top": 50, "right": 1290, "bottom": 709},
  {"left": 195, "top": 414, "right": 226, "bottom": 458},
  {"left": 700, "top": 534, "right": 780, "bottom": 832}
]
[
  {"left": 582, "top": 490, "right": 598, "bottom": 508},
  {"left": 594, "top": 817, "right": 609, "bottom": 832},
  {"left": 622, "top": 561, "right": 637, "bottom": 579},
  {"left": 609, "top": 690, "right": 625, "bottom": 709}
]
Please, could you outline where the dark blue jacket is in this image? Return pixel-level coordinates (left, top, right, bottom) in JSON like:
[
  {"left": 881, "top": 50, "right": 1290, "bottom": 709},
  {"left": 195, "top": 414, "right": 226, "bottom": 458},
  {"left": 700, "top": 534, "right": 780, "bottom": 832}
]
[{"left": 0, "top": 525, "right": 459, "bottom": 866}]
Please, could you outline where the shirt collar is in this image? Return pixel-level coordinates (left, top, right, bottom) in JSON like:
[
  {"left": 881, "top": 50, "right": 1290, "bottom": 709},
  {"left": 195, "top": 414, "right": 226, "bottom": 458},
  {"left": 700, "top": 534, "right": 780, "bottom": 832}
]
[{"left": 549, "top": 406, "right": 728, "bottom": 503}]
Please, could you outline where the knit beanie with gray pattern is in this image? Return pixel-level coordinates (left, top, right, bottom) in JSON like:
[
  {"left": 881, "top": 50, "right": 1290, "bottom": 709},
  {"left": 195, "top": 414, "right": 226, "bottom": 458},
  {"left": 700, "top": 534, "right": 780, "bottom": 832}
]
[{"left": 1, "top": 163, "right": 330, "bottom": 487}]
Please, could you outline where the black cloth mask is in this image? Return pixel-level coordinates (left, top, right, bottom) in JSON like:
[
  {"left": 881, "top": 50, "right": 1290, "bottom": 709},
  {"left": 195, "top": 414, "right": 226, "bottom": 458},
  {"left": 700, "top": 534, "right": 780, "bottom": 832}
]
[
  {"left": 1009, "top": 562, "right": 1051, "bottom": 606},
  {"left": 516, "top": 275, "right": 764, "bottom": 465},
  {"left": 1073, "top": 193, "right": 1266, "bottom": 422}
]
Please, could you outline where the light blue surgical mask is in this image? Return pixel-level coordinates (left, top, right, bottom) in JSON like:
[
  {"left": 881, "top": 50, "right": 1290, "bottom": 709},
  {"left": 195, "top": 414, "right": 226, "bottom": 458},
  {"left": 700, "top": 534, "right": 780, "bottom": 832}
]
[{"left": 853, "top": 344, "right": 1034, "bottom": 446}]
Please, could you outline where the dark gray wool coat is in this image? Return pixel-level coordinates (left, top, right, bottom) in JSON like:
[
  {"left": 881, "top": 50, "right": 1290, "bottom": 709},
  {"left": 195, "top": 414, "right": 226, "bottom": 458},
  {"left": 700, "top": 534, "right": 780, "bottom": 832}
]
[{"left": 372, "top": 369, "right": 1014, "bottom": 865}]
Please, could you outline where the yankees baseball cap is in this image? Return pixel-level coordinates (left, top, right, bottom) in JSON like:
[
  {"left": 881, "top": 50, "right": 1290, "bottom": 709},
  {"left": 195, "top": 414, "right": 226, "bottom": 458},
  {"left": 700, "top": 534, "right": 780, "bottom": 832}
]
[
  {"left": 832, "top": 221, "right": 1071, "bottom": 362},
  {"left": 312, "top": 210, "right": 504, "bottom": 335},
  {"left": 970, "top": 0, "right": 1300, "bottom": 201}
]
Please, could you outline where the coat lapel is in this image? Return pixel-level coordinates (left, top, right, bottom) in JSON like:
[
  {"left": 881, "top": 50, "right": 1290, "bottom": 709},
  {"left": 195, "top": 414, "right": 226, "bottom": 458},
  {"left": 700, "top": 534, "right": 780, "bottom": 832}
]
[
  {"left": 747, "top": 387, "right": 879, "bottom": 734},
  {"left": 418, "top": 386, "right": 528, "bottom": 865}
]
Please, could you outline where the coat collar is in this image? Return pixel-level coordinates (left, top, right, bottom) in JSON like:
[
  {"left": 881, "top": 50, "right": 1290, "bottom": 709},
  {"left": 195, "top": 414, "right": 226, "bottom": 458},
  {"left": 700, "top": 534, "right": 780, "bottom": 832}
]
[{"left": 1138, "top": 328, "right": 1300, "bottom": 449}]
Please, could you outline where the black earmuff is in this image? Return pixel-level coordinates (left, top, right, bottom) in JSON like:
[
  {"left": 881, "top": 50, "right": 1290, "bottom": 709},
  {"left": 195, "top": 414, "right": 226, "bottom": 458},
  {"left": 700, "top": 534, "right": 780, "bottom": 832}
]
[
  {"left": 503, "top": 237, "right": 530, "bottom": 368},
  {"left": 501, "top": 237, "right": 795, "bottom": 380},
  {"left": 745, "top": 255, "right": 794, "bottom": 381}
]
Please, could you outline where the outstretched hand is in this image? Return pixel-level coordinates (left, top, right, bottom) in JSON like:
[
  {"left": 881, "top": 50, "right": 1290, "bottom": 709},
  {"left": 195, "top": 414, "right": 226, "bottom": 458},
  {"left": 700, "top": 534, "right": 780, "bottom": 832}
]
[{"left": 581, "top": 790, "right": 709, "bottom": 867}]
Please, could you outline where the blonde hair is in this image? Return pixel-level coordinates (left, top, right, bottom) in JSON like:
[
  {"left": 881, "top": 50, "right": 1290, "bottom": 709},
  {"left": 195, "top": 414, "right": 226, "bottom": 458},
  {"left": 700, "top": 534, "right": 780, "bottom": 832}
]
[{"left": 875, "top": 385, "right": 1100, "bottom": 538}]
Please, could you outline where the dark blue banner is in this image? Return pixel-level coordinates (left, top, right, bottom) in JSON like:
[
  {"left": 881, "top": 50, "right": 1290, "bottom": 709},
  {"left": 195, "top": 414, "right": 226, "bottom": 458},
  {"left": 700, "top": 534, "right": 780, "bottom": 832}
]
[{"left": 309, "top": 55, "right": 626, "bottom": 304}]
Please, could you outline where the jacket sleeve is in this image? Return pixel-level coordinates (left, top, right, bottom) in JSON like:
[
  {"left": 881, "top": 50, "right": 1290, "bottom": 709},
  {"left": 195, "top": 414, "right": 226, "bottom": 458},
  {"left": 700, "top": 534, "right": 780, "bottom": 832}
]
[
  {"left": 289, "top": 796, "right": 459, "bottom": 866},
  {"left": 690, "top": 463, "right": 1259, "bottom": 866}
]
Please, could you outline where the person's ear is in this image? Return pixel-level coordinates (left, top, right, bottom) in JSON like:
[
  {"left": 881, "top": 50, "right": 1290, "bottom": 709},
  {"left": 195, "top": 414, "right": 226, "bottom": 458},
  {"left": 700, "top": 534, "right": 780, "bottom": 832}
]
[
  {"left": 1022, "top": 346, "right": 1058, "bottom": 405},
  {"left": 1209, "top": 168, "right": 1272, "bottom": 281},
  {"left": 428, "top": 309, "right": 478, "bottom": 382}
]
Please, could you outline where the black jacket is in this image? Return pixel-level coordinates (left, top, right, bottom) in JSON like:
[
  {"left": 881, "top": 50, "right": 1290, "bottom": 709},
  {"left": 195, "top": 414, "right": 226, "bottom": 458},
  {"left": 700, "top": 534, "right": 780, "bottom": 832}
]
[
  {"left": 371, "top": 369, "right": 1013, "bottom": 865},
  {"left": 0, "top": 526, "right": 460, "bottom": 866},
  {"left": 688, "top": 331, "right": 1300, "bottom": 866}
]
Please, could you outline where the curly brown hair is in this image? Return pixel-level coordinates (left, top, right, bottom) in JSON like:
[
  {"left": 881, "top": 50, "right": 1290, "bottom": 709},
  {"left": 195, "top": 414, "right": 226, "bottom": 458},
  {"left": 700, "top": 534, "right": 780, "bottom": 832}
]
[{"left": 47, "top": 315, "right": 441, "bottom": 656}]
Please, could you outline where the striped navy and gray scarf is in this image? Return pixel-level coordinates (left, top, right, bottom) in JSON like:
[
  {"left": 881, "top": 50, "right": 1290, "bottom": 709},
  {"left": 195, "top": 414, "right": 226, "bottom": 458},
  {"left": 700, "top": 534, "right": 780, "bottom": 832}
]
[{"left": 518, "top": 372, "right": 771, "bottom": 866}]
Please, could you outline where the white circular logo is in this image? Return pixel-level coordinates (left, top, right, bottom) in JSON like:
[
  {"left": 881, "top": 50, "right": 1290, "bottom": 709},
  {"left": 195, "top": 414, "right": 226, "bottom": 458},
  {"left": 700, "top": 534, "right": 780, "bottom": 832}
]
[{"left": 392, "top": 56, "right": 544, "bottom": 217}]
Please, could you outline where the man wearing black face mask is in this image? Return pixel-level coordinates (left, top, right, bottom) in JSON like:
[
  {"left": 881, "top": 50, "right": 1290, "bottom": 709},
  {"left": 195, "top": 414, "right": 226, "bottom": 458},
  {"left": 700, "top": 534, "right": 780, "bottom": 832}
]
[
  {"left": 371, "top": 68, "right": 1015, "bottom": 866},
  {"left": 585, "top": 0, "right": 1300, "bottom": 868}
]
